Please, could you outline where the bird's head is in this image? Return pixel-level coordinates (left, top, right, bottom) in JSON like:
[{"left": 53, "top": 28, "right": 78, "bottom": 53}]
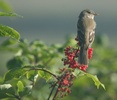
[{"left": 79, "top": 9, "right": 98, "bottom": 19}]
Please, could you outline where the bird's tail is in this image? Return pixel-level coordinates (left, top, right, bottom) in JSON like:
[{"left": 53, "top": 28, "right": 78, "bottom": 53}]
[{"left": 78, "top": 47, "right": 88, "bottom": 65}]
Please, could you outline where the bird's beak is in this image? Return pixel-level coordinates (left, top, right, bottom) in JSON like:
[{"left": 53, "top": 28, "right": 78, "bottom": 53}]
[{"left": 94, "top": 13, "right": 99, "bottom": 16}]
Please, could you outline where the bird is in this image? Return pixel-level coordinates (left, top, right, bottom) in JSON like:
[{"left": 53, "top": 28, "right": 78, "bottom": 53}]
[{"left": 77, "top": 9, "right": 98, "bottom": 66}]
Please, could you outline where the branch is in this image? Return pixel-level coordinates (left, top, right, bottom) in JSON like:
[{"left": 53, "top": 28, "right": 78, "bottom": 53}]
[
  {"left": 47, "top": 82, "right": 57, "bottom": 100},
  {"left": 52, "top": 70, "right": 67, "bottom": 100},
  {"left": 52, "top": 83, "right": 61, "bottom": 100},
  {"left": 29, "top": 67, "right": 59, "bottom": 80}
]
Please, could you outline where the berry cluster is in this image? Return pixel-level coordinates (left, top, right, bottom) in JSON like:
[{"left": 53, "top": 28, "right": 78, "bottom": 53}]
[
  {"left": 88, "top": 48, "right": 93, "bottom": 59},
  {"left": 57, "top": 68, "right": 74, "bottom": 98},
  {"left": 63, "top": 46, "right": 79, "bottom": 68},
  {"left": 63, "top": 46, "right": 88, "bottom": 71}
]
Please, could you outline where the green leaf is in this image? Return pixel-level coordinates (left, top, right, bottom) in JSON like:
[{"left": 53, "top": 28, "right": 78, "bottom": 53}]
[
  {"left": 0, "top": 24, "right": 20, "bottom": 40},
  {"left": 25, "top": 85, "right": 32, "bottom": 93},
  {"left": 6, "top": 93, "right": 14, "bottom": 98},
  {"left": 0, "top": 1, "right": 12, "bottom": 12},
  {"left": 17, "top": 81, "right": 24, "bottom": 93},
  {"left": 85, "top": 73, "right": 105, "bottom": 90},
  {"left": 0, "top": 12, "right": 22, "bottom": 17},
  {"left": 17, "top": 81, "right": 32, "bottom": 97},
  {"left": 4, "top": 68, "right": 26, "bottom": 82},
  {"left": 1, "top": 38, "right": 17, "bottom": 46},
  {"left": 72, "top": 69, "right": 81, "bottom": 77},
  {"left": 26, "top": 70, "right": 38, "bottom": 82},
  {"left": 38, "top": 70, "right": 52, "bottom": 82},
  {"left": 7, "top": 56, "right": 30, "bottom": 70},
  {"left": 20, "top": 85, "right": 32, "bottom": 97},
  {"left": 0, "top": 84, "right": 14, "bottom": 99},
  {"left": 0, "top": 39, "right": 19, "bottom": 52}
]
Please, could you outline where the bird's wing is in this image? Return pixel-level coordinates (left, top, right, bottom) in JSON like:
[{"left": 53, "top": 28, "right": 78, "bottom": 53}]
[{"left": 77, "top": 18, "right": 96, "bottom": 48}]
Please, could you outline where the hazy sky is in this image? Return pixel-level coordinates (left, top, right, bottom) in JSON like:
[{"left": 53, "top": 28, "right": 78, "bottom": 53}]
[{"left": 1, "top": 0, "right": 117, "bottom": 43}]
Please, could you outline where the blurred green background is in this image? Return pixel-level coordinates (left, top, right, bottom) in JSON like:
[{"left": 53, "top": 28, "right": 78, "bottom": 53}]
[{"left": 0, "top": 0, "right": 117, "bottom": 100}]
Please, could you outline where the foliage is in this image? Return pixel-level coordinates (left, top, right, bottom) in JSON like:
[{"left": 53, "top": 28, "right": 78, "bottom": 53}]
[
  {"left": 0, "top": 24, "right": 20, "bottom": 40},
  {"left": 0, "top": 12, "right": 22, "bottom": 17},
  {"left": 0, "top": 35, "right": 108, "bottom": 100},
  {"left": 0, "top": 0, "right": 12, "bottom": 12},
  {"left": 0, "top": 1, "right": 20, "bottom": 40}
]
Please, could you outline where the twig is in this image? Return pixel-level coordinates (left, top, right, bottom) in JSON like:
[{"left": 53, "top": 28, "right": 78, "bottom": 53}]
[
  {"left": 47, "top": 82, "right": 57, "bottom": 100},
  {"left": 52, "top": 70, "right": 67, "bottom": 100},
  {"left": 52, "top": 83, "right": 61, "bottom": 100},
  {"left": 29, "top": 67, "right": 59, "bottom": 80}
]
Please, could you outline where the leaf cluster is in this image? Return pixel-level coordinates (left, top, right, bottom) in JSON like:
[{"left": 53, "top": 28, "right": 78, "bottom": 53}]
[{"left": 0, "top": 35, "right": 107, "bottom": 100}]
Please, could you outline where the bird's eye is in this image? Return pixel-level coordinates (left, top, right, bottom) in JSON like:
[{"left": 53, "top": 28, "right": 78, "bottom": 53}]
[{"left": 87, "top": 11, "right": 91, "bottom": 14}]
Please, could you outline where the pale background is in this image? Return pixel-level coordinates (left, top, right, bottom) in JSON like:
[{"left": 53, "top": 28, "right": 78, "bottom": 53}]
[{"left": 0, "top": 0, "right": 117, "bottom": 44}]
